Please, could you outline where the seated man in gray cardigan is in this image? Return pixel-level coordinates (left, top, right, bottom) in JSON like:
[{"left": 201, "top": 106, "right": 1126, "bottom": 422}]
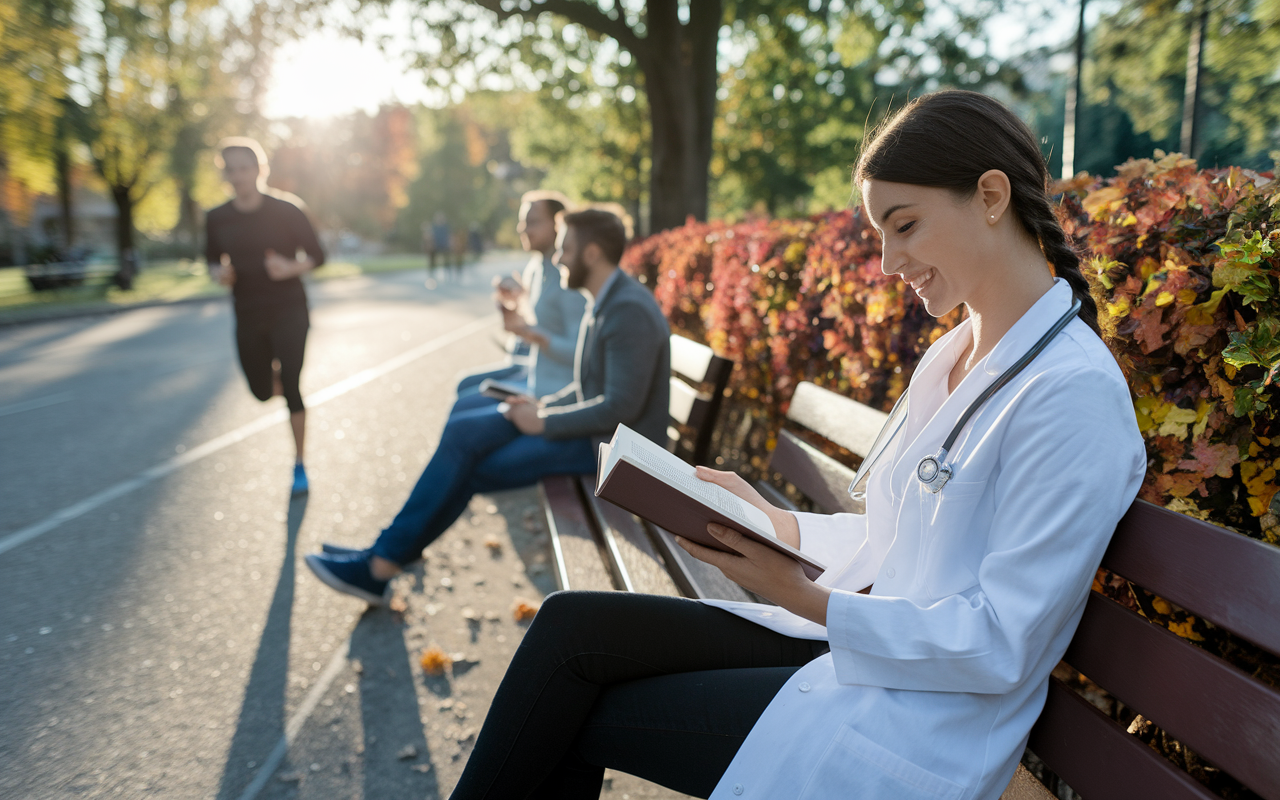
[{"left": 305, "top": 208, "right": 670, "bottom": 604}]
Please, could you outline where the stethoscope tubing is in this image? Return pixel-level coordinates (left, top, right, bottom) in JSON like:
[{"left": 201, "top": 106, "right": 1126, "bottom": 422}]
[{"left": 848, "top": 297, "right": 1082, "bottom": 499}]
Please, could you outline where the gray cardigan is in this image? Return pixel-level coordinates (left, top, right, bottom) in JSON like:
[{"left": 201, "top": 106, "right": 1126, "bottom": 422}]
[
  {"left": 541, "top": 270, "right": 671, "bottom": 447},
  {"left": 523, "top": 255, "right": 587, "bottom": 397}
]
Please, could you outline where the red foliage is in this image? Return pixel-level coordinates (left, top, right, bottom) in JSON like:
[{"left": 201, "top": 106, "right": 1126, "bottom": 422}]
[{"left": 624, "top": 153, "right": 1279, "bottom": 545}]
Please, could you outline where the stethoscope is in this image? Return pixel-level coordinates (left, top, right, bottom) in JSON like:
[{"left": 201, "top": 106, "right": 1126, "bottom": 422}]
[{"left": 847, "top": 298, "right": 1082, "bottom": 500}]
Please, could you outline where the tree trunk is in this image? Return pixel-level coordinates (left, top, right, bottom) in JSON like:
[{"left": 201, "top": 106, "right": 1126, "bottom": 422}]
[
  {"left": 110, "top": 184, "right": 137, "bottom": 290},
  {"left": 637, "top": 0, "right": 721, "bottom": 233},
  {"left": 175, "top": 182, "right": 201, "bottom": 258},
  {"left": 55, "top": 142, "right": 73, "bottom": 249},
  {"left": 1180, "top": 0, "right": 1209, "bottom": 158}
]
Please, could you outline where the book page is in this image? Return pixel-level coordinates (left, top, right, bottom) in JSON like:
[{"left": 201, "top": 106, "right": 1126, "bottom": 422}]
[{"left": 624, "top": 436, "right": 777, "bottom": 537}]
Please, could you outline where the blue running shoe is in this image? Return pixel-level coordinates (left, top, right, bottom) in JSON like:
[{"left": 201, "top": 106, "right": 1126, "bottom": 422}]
[
  {"left": 291, "top": 463, "right": 309, "bottom": 495},
  {"left": 321, "top": 543, "right": 367, "bottom": 556},
  {"left": 304, "top": 553, "right": 390, "bottom": 606}
]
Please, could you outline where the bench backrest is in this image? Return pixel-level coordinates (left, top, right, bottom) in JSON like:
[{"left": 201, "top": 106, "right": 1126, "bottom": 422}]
[
  {"left": 1029, "top": 501, "right": 1280, "bottom": 800},
  {"left": 759, "top": 381, "right": 887, "bottom": 514},
  {"left": 777, "top": 382, "right": 1280, "bottom": 800},
  {"left": 667, "top": 334, "right": 733, "bottom": 465}
]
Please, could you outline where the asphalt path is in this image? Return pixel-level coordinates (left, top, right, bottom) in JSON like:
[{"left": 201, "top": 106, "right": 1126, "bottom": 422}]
[{"left": 0, "top": 257, "right": 518, "bottom": 798}]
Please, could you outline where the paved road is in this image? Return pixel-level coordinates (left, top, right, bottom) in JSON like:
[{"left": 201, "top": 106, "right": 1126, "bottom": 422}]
[
  {"left": 0, "top": 257, "right": 516, "bottom": 796},
  {"left": 0, "top": 255, "right": 691, "bottom": 800}
]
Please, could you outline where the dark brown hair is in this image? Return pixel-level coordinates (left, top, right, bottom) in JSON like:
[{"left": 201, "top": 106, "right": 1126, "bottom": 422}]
[
  {"left": 520, "top": 189, "right": 569, "bottom": 220},
  {"left": 856, "top": 90, "right": 1099, "bottom": 334},
  {"left": 562, "top": 208, "right": 627, "bottom": 265}
]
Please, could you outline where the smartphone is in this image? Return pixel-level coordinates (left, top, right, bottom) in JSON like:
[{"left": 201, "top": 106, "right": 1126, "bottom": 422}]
[{"left": 479, "top": 379, "right": 526, "bottom": 400}]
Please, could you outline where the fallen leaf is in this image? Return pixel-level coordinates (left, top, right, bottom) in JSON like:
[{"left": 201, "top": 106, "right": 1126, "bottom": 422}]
[
  {"left": 420, "top": 646, "right": 452, "bottom": 675},
  {"left": 397, "top": 744, "right": 418, "bottom": 760},
  {"left": 512, "top": 598, "right": 540, "bottom": 622},
  {"left": 483, "top": 534, "right": 503, "bottom": 553}
]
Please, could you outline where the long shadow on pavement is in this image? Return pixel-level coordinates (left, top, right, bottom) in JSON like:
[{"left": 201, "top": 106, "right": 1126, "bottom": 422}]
[
  {"left": 215, "top": 494, "right": 307, "bottom": 800},
  {"left": 350, "top": 608, "right": 441, "bottom": 799}
]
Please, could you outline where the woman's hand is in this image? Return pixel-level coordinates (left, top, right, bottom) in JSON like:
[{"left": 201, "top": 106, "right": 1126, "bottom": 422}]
[
  {"left": 676, "top": 524, "right": 831, "bottom": 626},
  {"left": 694, "top": 466, "right": 800, "bottom": 548}
]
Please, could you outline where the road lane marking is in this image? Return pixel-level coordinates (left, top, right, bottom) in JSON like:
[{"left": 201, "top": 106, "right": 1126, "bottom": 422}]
[
  {"left": 0, "top": 391, "right": 74, "bottom": 417},
  {"left": 234, "top": 638, "right": 352, "bottom": 800},
  {"left": 0, "top": 314, "right": 497, "bottom": 558}
]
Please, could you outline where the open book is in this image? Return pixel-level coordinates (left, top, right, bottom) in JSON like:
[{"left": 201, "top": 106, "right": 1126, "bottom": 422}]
[{"left": 595, "top": 425, "right": 825, "bottom": 581}]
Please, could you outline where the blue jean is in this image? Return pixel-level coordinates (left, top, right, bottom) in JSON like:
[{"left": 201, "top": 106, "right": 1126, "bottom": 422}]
[{"left": 372, "top": 404, "right": 596, "bottom": 565}]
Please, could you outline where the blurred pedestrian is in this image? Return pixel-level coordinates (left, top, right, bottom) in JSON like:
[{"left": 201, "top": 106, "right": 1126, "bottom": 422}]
[
  {"left": 422, "top": 221, "right": 437, "bottom": 275},
  {"left": 206, "top": 137, "right": 325, "bottom": 495},
  {"left": 432, "top": 212, "right": 451, "bottom": 273},
  {"left": 468, "top": 222, "right": 484, "bottom": 263}
]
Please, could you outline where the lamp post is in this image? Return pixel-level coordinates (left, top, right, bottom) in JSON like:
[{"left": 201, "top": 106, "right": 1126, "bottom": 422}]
[{"left": 1061, "top": 0, "right": 1088, "bottom": 180}]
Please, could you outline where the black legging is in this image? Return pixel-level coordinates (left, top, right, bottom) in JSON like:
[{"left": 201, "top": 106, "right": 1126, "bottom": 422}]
[
  {"left": 234, "top": 303, "right": 308, "bottom": 413},
  {"left": 450, "top": 591, "right": 825, "bottom": 799}
]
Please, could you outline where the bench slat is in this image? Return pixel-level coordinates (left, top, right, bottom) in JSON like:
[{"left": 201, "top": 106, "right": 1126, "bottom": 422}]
[
  {"left": 670, "top": 335, "right": 730, "bottom": 385},
  {"left": 647, "top": 524, "right": 756, "bottom": 603},
  {"left": 578, "top": 477, "right": 683, "bottom": 597},
  {"left": 787, "top": 381, "right": 888, "bottom": 458},
  {"left": 539, "top": 477, "right": 616, "bottom": 592},
  {"left": 770, "top": 430, "right": 863, "bottom": 515},
  {"left": 1103, "top": 500, "right": 1280, "bottom": 657},
  {"left": 669, "top": 377, "right": 708, "bottom": 429},
  {"left": 1061, "top": 592, "right": 1280, "bottom": 798},
  {"left": 1029, "top": 678, "right": 1218, "bottom": 800},
  {"left": 755, "top": 480, "right": 799, "bottom": 512}
]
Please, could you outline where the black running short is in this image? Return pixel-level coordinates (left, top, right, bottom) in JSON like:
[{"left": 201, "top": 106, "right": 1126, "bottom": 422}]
[{"left": 234, "top": 303, "right": 309, "bottom": 413}]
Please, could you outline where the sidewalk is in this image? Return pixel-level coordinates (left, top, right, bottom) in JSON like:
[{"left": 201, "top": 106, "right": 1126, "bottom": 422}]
[{"left": 0, "top": 253, "right": 513, "bottom": 328}]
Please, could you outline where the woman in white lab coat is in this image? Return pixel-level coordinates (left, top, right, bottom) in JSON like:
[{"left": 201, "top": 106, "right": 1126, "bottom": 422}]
[{"left": 448, "top": 90, "right": 1146, "bottom": 800}]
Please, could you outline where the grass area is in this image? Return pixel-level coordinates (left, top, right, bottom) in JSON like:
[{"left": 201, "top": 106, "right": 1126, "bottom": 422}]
[{"left": 0, "top": 251, "right": 519, "bottom": 325}]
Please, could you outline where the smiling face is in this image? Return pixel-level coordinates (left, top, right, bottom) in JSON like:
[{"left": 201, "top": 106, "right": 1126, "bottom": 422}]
[
  {"left": 862, "top": 178, "right": 996, "bottom": 318},
  {"left": 517, "top": 200, "right": 557, "bottom": 254}
]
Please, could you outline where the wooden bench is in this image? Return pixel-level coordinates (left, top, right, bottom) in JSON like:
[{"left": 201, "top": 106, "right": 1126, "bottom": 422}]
[
  {"left": 539, "top": 334, "right": 738, "bottom": 597},
  {"left": 764, "top": 383, "right": 1280, "bottom": 799},
  {"left": 1014, "top": 500, "right": 1280, "bottom": 800},
  {"left": 547, "top": 375, "right": 1280, "bottom": 798}
]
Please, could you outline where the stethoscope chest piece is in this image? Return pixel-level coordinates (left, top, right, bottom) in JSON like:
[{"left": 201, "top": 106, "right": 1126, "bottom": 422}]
[{"left": 916, "top": 451, "right": 952, "bottom": 493}]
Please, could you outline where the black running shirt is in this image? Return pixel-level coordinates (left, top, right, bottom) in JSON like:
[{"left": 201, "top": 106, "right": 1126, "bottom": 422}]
[{"left": 205, "top": 193, "right": 326, "bottom": 314}]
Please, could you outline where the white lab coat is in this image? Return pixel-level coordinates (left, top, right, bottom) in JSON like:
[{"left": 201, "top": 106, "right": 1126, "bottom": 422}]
[{"left": 703, "top": 279, "right": 1146, "bottom": 800}]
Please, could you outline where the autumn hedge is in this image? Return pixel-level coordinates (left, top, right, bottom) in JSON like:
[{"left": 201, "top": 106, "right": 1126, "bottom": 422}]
[{"left": 621, "top": 153, "right": 1280, "bottom": 546}]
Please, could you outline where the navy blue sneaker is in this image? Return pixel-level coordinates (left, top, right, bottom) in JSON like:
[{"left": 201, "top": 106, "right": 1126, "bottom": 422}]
[
  {"left": 321, "top": 543, "right": 368, "bottom": 557},
  {"left": 291, "top": 463, "right": 309, "bottom": 495},
  {"left": 304, "top": 553, "right": 390, "bottom": 606}
]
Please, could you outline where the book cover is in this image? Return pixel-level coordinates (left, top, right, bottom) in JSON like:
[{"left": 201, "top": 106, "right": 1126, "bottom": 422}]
[{"left": 595, "top": 427, "right": 825, "bottom": 581}]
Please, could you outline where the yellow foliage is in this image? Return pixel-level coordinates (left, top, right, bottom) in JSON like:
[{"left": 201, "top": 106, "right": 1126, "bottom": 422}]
[
  {"left": 1157, "top": 407, "right": 1198, "bottom": 440},
  {"left": 1166, "top": 619, "right": 1205, "bottom": 642},
  {"left": 1082, "top": 185, "right": 1127, "bottom": 217}
]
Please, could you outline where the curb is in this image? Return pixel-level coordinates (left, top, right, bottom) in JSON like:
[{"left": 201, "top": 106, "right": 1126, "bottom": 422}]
[{"left": 0, "top": 292, "right": 230, "bottom": 329}]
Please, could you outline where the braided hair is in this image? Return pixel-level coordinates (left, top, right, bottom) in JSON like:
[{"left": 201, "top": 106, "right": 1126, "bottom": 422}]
[{"left": 856, "top": 91, "right": 1100, "bottom": 334}]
